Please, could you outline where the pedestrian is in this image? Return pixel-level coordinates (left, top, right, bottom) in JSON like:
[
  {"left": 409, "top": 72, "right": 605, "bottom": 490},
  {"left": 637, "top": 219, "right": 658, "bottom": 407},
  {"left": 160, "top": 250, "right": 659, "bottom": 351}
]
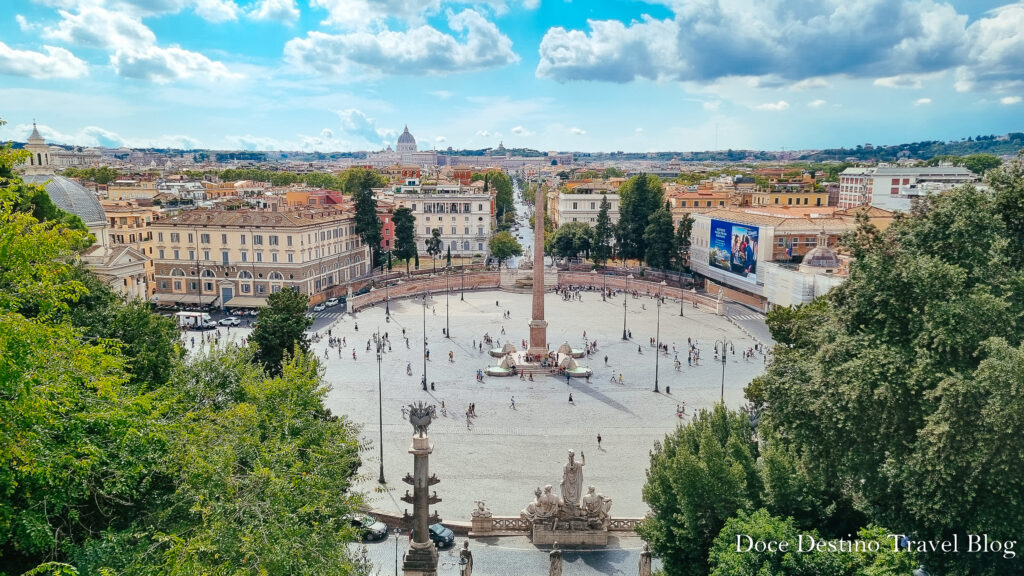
[
  {"left": 510, "top": 396, "right": 515, "bottom": 409},
  {"left": 597, "top": 433, "right": 602, "bottom": 449},
  {"left": 568, "top": 393, "right": 574, "bottom": 403},
  {"left": 604, "top": 355, "right": 608, "bottom": 365},
  {"left": 355, "top": 323, "right": 358, "bottom": 331}
]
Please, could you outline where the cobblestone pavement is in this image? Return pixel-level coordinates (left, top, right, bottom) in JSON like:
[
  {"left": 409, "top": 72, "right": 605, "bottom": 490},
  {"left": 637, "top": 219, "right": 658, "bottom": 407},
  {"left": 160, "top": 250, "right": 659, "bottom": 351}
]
[
  {"left": 357, "top": 534, "right": 661, "bottom": 576},
  {"left": 319, "top": 290, "right": 768, "bottom": 522}
]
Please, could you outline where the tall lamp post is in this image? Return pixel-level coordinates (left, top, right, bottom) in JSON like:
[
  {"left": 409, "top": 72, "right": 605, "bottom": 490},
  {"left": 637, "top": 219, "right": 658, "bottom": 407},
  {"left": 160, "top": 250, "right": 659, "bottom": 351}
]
[
  {"left": 384, "top": 251, "right": 391, "bottom": 317},
  {"left": 445, "top": 268, "right": 450, "bottom": 339},
  {"left": 654, "top": 281, "right": 666, "bottom": 393},
  {"left": 422, "top": 291, "right": 428, "bottom": 391},
  {"left": 393, "top": 528, "right": 402, "bottom": 576},
  {"left": 621, "top": 273, "right": 633, "bottom": 340},
  {"left": 460, "top": 263, "right": 465, "bottom": 301},
  {"left": 715, "top": 337, "right": 735, "bottom": 403},
  {"left": 376, "top": 337, "right": 385, "bottom": 484}
]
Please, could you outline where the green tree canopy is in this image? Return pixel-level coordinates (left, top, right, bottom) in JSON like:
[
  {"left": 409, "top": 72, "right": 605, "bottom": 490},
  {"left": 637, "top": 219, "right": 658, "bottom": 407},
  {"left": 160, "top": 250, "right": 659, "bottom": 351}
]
[
  {"left": 250, "top": 288, "right": 312, "bottom": 375},
  {"left": 616, "top": 174, "right": 664, "bottom": 261},
  {"left": 548, "top": 222, "right": 594, "bottom": 261},
  {"left": 425, "top": 228, "right": 443, "bottom": 271},
  {"left": 592, "top": 194, "right": 614, "bottom": 266},
  {"left": 488, "top": 231, "right": 522, "bottom": 270},
  {"left": 392, "top": 206, "right": 418, "bottom": 275},
  {"left": 643, "top": 205, "right": 676, "bottom": 268}
]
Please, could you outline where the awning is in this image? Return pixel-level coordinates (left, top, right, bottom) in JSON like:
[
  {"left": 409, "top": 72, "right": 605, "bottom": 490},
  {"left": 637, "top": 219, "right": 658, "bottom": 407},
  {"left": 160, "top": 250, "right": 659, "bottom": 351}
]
[
  {"left": 224, "top": 296, "right": 268, "bottom": 308},
  {"left": 154, "top": 293, "right": 217, "bottom": 306}
]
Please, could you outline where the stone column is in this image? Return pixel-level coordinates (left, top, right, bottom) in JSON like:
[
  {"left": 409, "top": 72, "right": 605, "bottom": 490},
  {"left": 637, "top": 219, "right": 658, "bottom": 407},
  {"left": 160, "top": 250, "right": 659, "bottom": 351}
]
[
  {"left": 528, "top": 188, "right": 548, "bottom": 356},
  {"left": 402, "top": 433, "right": 439, "bottom": 576}
]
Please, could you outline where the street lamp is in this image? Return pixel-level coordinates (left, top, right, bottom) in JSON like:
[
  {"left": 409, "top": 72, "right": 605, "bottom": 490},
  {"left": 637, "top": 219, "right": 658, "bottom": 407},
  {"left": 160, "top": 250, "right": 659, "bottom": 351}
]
[
  {"left": 385, "top": 257, "right": 391, "bottom": 317},
  {"left": 445, "top": 268, "right": 450, "bottom": 339},
  {"left": 602, "top": 272, "right": 607, "bottom": 301},
  {"left": 377, "top": 336, "right": 385, "bottom": 484},
  {"left": 715, "top": 337, "right": 735, "bottom": 403},
  {"left": 654, "top": 281, "right": 666, "bottom": 393},
  {"left": 393, "top": 528, "right": 402, "bottom": 576},
  {"left": 460, "top": 263, "right": 465, "bottom": 301},
  {"left": 622, "top": 274, "right": 633, "bottom": 340},
  {"left": 422, "top": 291, "right": 428, "bottom": 391}
]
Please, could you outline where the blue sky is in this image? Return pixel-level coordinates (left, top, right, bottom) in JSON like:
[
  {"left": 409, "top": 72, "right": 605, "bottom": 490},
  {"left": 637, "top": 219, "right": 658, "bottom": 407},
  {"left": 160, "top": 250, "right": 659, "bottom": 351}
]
[{"left": 0, "top": 0, "right": 1022, "bottom": 152}]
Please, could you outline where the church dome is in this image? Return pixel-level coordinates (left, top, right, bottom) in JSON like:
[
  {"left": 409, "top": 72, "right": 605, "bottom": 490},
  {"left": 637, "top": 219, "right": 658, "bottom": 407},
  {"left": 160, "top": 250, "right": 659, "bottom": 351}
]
[
  {"left": 21, "top": 174, "right": 106, "bottom": 227},
  {"left": 396, "top": 125, "right": 417, "bottom": 153},
  {"left": 799, "top": 245, "right": 841, "bottom": 272}
]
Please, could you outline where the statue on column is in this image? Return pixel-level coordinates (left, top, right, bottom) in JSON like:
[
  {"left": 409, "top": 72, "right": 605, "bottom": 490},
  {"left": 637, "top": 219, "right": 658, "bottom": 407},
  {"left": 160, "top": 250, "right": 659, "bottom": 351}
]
[
  {"left": 560, "top": 449, "right": 585, "bottom": 509},
  {"left": 549, "top": 542, "right": 563, "bottom": 576},
  {"left": 638, "top": 543, "right": 652, "bottom": 576},
  {"left": 459, "top": 541, "right": 473, "bottom": 576}
]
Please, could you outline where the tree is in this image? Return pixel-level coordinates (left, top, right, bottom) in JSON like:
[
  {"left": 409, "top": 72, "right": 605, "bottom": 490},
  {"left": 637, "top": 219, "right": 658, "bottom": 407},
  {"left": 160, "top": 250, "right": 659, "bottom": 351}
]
[
  {"left": 392, "top": 206, "right": 418, "bottom": 275},
  {"left": 962, "top": 154, "right": 1002, "bottom": 175},
  {"left": 593, "top": 194, "right": 614, "bottom": 266},
  {"left": 445, "top": 245, "right": 452, "bottom": 268},
  {"left": 674, "top": 212, "right": 694, "bottom": 270},
  {"left": 338, "top": 167, "right": 386, "bottom": 195},
  {"left": 602, "top": 167, "right": 625, "bottom": 178},
  {"left": 549, "top": 222, "right": 594, "bottom": 261},
  {"left": 250, "top": 288, "right": 312, "bottom": 375},
  {"left": 488, "top": 231, "right": 522, "bottom": 270},
  {"left": 352, "top": 186, "right": 382, "bottom": 268},
  {"left": 425, "top": 228, "right": 443, "bottom": 272},
  {"left": 616, "top": 174, "right": 664, "bottom": 261},
  {"left": 643, "top": 205, "right": 676, "bottom": 268},
  {"left": 638, "top": 404, "right": 761, "bottom": 576}
]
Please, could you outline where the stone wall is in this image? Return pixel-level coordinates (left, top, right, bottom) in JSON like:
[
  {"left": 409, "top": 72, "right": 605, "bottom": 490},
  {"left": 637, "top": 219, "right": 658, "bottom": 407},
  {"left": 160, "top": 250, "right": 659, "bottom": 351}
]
[
  {"left": 558, "top": 271, "right": 717, "bottom": 311},
  {"left": 349, "top": 271, "right": 501, "bottom": 312}
]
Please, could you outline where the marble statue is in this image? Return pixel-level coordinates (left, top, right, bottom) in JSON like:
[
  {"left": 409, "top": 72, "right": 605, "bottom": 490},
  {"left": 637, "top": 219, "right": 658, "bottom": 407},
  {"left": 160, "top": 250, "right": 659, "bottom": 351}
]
[
  {"left": 408, "top": 401, "right": 436, "bottom": 437},
  {"left": 638, "top": 543, "right": 652, "bottom": 576},
  {"left": 539, "top": 485, "right": 560, "bottom": 518},
  {"left": 582, "top": 485, "right": 612, "bottom": 528},
  {"left": 460, "top": 541, "right": 473, "bottom": 576},
  {"left": 471, "top": 500, "right": 492, "bottom": 518},
  {"left": 521, "top": 487, "right": 543, "bottom": 520},
  {"left": 549, "top": 542, "right": 563, "bottom": 576},
  {"left": 560, "top": 449, "right": 585, "bottom": 508}
]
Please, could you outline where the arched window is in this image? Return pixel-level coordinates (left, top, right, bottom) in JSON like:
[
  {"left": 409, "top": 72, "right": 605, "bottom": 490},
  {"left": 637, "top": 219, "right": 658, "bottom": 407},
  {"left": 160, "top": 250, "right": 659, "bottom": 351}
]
[
  {"left": 171, "top": 268, "right": 186, "bottom": 277},
  {"left": 239, "top": 270, "right": 253, "bottom": 279},
  {"left": 201, "top": 269, "right": 215, "bottom": 278},
  {"left": 268, "top": 271, "right": 284, "bottom": 280}
]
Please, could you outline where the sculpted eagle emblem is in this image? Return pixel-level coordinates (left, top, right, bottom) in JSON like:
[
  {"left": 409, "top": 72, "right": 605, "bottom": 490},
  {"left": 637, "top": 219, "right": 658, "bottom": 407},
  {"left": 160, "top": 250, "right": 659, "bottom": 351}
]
[{"left": 408, "top": 401, "right": 436, "bottom": 437}]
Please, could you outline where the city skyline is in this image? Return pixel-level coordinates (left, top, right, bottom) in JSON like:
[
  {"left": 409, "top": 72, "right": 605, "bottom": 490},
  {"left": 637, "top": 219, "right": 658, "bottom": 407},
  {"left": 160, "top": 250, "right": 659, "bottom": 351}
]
[{"left": 1, "top": 0, "right": 1022, "bottom": 152}]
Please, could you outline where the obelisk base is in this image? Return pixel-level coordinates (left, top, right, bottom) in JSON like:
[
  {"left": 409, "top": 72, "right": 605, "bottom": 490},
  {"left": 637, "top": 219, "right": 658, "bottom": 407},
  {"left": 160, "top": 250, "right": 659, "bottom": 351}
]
[
  {"left": 402, "top": 542, "right": 439, "bottom": 576},
  {"left": 528, "top": 319, "right": 548, "bottom": 356}
]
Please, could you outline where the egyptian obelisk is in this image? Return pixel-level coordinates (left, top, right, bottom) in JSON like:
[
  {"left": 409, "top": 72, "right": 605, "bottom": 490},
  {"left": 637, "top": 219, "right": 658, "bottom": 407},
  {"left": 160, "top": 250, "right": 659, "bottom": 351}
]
[{"left": 528, "top": 188, "right": 548, "bottom": 356}]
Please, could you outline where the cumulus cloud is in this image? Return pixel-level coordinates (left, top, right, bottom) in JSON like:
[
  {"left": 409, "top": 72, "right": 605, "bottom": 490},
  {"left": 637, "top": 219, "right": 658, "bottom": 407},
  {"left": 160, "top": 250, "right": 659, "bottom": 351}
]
[
  {"left": 1000, "top": 96, "right": 1021, "bottom": 105},
  {"left": 45, "top": 7, "right": 156, "bottom": 49},
  {"left": 248, "top": 0, "right": 300, "bottom": 24},
  {"left": 511, "top": 125, "right": 532, "bottom": 136},
  {"left": 435, "top": 136, "right": 446, "bottom": 142},
  {"left": 808, "top": 99, "right": 827, "bottom": 108},
  {"left": 570, "top": 127, "right": 586, "bottom": 135},
  {"left": 228, "top": 134, "right": 283, "bottom": 151},
  {"left": 754, "top": 100, "right": 789, "bottom": 111},
  {"left": 476, "top": 130, "right": 491, "bottom": 137},
  {"left": 112, "top": 44, "right": 239, "bottom": 83},
  {"left": 321, "top": 128, "right": 334, "bottom": 138},
  {"left": 874, "top": 74, "right": 926, "bottom": 89},
  {"left": 35, "top": 0, "right": 241, "bottom": 22},
  {"left": 0, "top": 42, "right": 88, "bottom": 79},
  {"left": 193, "top": 0, "right": 238, "bottom": 22},
  {"left": 914, "top": 97, "right": 932, "bottom": 105},
  {"left": 536, "top": 0, "right": 1024, "bottom": 93},
  {"left": 19, "top": 123, "right": 199, "bottom": 149},
  {"left": 335, "top": 108, "right": 392, "bottom": 147},
  {"left": 702, "top": 100, "right": 721, "bottom": 111},
  {"left": 285, "top": 9, "right": 518, "bottom": 76},
  {"left": 15, "top": 14, "right": 37, "bottom": 31},
  {"left": 309, "top": 0, "right": 537, "bottom": 28}
]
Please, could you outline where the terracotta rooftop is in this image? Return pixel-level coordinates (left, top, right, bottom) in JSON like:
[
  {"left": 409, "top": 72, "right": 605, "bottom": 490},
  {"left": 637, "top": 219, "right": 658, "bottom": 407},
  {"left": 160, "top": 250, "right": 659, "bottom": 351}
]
[{"left": 154, "top": 208, "right": 353, "bottom": 228}]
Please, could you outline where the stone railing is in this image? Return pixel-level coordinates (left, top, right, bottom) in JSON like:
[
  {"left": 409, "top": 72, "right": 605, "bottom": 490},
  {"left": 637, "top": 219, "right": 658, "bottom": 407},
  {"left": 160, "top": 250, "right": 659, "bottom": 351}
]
[
  {"left": 489, "top": 516, "right": 532, "bottom": 531},
  {"left": 349, "top": 271, "right": 501, "bottom": 312},
  {"left": 470, "top": 515, "right": 645, "bottom": 536},
  {"left": 557, "top": 271, "right": 719, "bottom": 313},
  {"left": 608, "top": 518, "right": 645, "bottom": 532}
]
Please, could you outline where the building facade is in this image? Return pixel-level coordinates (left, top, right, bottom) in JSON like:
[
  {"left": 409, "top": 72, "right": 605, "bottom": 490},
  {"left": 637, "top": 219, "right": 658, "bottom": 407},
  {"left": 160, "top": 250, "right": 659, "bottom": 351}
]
[
  {"left": 391, "top": 180, "right": 495, "bottom": 257},
  {"left": 548, "top": 183, "right": 621, "bottom": 228},
  {"left": 149, "top": 208, "right": 369, "bottom": 308},
  {"left": 838, "top": 166, "right": 977, "bottom": 209}
]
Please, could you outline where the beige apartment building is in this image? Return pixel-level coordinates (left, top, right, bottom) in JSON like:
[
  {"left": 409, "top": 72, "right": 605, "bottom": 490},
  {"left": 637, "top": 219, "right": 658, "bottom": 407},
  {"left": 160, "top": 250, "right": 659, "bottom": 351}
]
[
  {"left": 392, "top": 180, "right": 495, "bottom": 256},
  {"left": 149, "top": 207, "right": 369, "bottom": 308},
  {"left": 100, "top": 200, "right": 160, "bottom": 297},
  {"left": 547, "top": 183, "right": 621, "bottom": 228},
  {"left": 106, "top": 179, "right": 160, "bottom": 201}
]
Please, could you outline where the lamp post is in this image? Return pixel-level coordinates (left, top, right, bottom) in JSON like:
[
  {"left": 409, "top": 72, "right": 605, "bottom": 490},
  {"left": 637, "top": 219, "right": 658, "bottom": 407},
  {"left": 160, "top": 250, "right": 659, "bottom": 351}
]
[
  {"left": 679, "top": 282, "right": 685, "bottom": 317},
  {"left": 422, "top": 291, "right": 428, "bottom": 391},
  {"left": 376, "top": 337, "right": 385, "bottom": 484},
  {"left": 654, "top": 281, "right": 666, "bottom": 393},
  {"left": 445, "top": 268, "right": 450, "bottom": 339},
  {"left": 393, "top": 528, "right": 402, "bottom": 576},
  {"left": 460, "top": 263, "right": 465, "bottom": 301},
  {"left": 715, "top": 337, "right": 735, "bottom": 404},
  {"left": 384, "top": 254, "right": 391, "bottom": 318},
  {"left": 622, "top": 273, "right": 633, "bottom": 340},
  {"left": 602, "top": 272, "right": 607, "bottom": 301}
]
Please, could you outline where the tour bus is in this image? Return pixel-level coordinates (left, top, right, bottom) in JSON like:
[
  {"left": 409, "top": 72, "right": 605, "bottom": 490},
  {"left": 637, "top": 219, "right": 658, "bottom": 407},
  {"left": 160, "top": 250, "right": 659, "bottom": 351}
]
[{"left": 175, "top": 311, "right": 217, "bottom": 330}]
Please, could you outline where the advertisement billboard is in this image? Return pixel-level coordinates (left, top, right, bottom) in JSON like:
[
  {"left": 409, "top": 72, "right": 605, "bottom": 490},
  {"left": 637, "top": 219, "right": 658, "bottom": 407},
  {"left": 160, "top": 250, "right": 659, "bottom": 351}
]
[{"left": 708, "top": 219, "right": 759, "bottom": 284}]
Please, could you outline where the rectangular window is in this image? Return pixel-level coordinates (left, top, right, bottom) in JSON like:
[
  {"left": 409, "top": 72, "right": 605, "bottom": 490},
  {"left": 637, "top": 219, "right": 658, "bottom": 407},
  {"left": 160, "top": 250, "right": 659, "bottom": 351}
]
[
  {"left": 257, "top": 284, "right": 266, "bottom": 294},
  {"left": 241, "top": 252, "right": 248, "bottom": 262},
  {"left": 288, "top": 253, "right": 294, "bottom": 263},
  {"left": 269, "top": 235, "right": 278, "bottom": 246},
  {"left": 591, "top": 202, "right": 596, "bottom": 209},
  {"left": 159, "top": 249, "right": 165, "bottom": 259},
  {"left": 464, "top": 227, "right": 469, "bottom": 234},
  {"left": 187, "top": 233, "right": 193, "bottom": 243},
  {"left": 203, "top": 250, "right": 210, "bottom": 261},
  {"left": 170, "top": 232, "right": 179, "bottom": 242},
  {"left": 160, "top": 281, "right": 168, "bottom": 290},
  {"left": 287, "top": 235, "right": 293, "bottom": 246},
  {"left": 253, "top": 234, "right": 263, "bottom": 245},
  {"left": 222, "top": 251, "right": 229, "bottom": 264},
  {"left": 256, "top": 252, "right": 263, "bottom": 262},
  {"left": 477, "top": 227, "right": 483, "bottom": 235},
  {"left": 200, "top": 233, "right": 210, "bottom": 244},
  {"left": 222, "top": 233, "right": 228, "bottom": 244},
  {"left": 451, "top": 226, "right": 456, "bottom": 234},
  {"left": 706, "top": 201, "right": 712, "bottom": 207},
  {"left": 572, "top": 202, "right": 578, "bottom": 209},
  {"left": 173, "top": 249, "right": 180, "bottom": 260},
  {"left": 173, "top": 280, "right": 182, "bottom": 290},
  {"left": 680, "top": 201, "right": 686, "bottom": 207},
  {"left": 241, "top": 283, "right": 250, "bottom": 293},
  {"left": 158, "top": 232, "right": 164, "bottom": 241},
  {"left": 204, "top": 281, "right": 213, "bottom": 291},
  {"left": 788, "top": 198, "right": 793, "bottom": 205},
  {"left": 271, "top": 252, "right": 278, "bottom": 263},
  {"left": 188, "top": 250, "right": 195, "bottom": 260},
  {"left": 189, "top": 281, "right": 197, "bottom": 291},
  {"left": 240, "top": 235, "right": 246, "bottom": 245}
]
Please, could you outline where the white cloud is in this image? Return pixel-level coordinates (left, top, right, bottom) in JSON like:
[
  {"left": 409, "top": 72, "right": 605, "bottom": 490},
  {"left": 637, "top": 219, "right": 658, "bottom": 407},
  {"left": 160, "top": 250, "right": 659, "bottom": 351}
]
[
  {"left": 112, "top": 44, "right": 240, "bottom": 83},
  {"left": 1001, "top": 96, "right": 1022, "bottom": 105},
  {"left": 429, "top": 90, "right": 454, "bottom": 99},
  {"left": 19, "top": 122, "right": 200, "bottom": 149},
  {"left": 0, "top": 42, "right": 88, "bottom": 79},
  {"left": 914, "top": 97, "right": 932, "bottom": 105},
  {"left": 309, "top": 0, "right": 537, "bottom": 28},
  {"left": 634, "top": 127, "right": 643, "bottom": 133},
  {"left": 808, "top": 99, "right": 826, "bottom": 108},
  {"left": 320, "top": 128, "right": 334, "bottom": 139},
  {"left": 955, "top": 3, "right": 1024, "bottom": 93},
  {"left": 790, "top": 77, "right": 830, "bottom": 90},
  {"left": 874, "top": 75, "right": 923, "bottom": 89},
  {"left": 285, "top": 9, "right": 519, "bottom": 76},
  {"left": 335, "top": 108, "right": 392, "bottom": 147},
  {"left": 45, "top": 7, "right": 156, "bottom": 50},
  {"left": 511, "top": 125, "right": 532, "bottom": 136},
  {"left": 435, "top": 136, "right": 446, "bottom": 142},
  {"left": 35, "top": 0, "right": 241, "bottom": 22},
  {"left": 702, "top": 100, "right": 721, "bottom": 111},
  {"left": 193, "top": 0, "right": 239, "bottom": 22},
  {"left": 476, "top": 130, "right": 491, "bottom": 137},
  {"left": 570, "top": 127, "right": 586, "bottom": 135},
  {"left": 248, "top": 0, "right": 300, "bottom": 24},
  {"left": 754, "top": 100, "right": 789, "bottom": 111},
  {"left": 228, "top": 134, "right": 283, "bottom": 150},
  {"left": 15, "top": 14, "right": 36, "bottom": 31}
]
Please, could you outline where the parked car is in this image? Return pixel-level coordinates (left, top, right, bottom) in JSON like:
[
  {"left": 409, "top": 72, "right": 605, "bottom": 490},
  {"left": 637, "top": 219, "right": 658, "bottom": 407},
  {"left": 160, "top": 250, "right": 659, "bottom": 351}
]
[
  {"left": 313, "top": 303, "right": 326, "bottom": 312},
  {"left": 219, "top": 316, "right": 241, "bottom": 326},
  {"left": 326, "top": 297, "right": 340, "bottom": 307},
  {"left": 349, "top": 514, "right": 388, "bottom": 541},
  {"left": 428, "top": 523, "right": 455, "bottom": 548}
]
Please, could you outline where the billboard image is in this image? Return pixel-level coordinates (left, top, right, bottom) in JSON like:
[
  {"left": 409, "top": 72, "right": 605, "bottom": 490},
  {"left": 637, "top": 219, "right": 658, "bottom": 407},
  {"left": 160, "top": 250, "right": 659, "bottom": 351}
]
[{"left": 708, "top": 219, "right": 759, "bottom": 283}]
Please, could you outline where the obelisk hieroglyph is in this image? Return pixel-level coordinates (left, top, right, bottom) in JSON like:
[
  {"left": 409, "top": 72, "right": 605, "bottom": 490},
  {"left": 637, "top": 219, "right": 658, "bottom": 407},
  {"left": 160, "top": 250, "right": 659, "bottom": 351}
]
[{"left": 528, "top": 187, "right": 548, "bottom": 356}]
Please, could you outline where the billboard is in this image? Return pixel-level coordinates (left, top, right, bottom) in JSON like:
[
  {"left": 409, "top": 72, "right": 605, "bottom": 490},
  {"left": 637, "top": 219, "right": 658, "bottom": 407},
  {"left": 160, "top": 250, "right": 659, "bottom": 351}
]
[{"left": 708, "top": 219, "right": 759, "bottom": 284}]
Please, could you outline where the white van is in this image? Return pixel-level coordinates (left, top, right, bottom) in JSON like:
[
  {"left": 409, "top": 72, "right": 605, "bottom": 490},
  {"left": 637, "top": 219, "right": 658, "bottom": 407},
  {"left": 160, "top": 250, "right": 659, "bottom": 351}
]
[{"left": 175, "top": 311, "right": 216, "bottom": 330}]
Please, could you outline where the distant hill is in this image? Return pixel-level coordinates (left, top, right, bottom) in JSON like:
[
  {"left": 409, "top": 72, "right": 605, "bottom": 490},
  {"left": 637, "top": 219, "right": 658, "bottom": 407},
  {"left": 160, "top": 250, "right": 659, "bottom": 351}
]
[{"left": 796, "top": 133, "right": 1024, "bottom": 162}]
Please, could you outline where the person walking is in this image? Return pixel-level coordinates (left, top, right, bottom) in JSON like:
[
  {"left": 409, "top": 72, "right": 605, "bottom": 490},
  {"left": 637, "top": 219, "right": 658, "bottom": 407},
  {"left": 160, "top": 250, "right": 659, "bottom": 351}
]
[
  {"left": 597, "top": 433, "right": 602, "bottom": 449},
  {"left": 568, "top": 393, "right": 574, "bottom": 404},
  {"left": 510, "top": 396, "right": 516, "bottom": 409}
]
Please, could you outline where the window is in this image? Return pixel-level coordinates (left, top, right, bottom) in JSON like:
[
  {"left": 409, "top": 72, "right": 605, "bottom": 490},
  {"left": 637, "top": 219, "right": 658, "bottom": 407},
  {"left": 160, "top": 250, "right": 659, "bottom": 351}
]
[
  {"left": 203, "top": 281, "right": 213, "bottom": 291},
  {"left": 451, "top": 226, "right": 456, "bottom": 234},
  {"left": 222, "top": 251, "right": 229, "bottom": 264},
  {"left": 173, "top": 249, "right": 180, "bottom": 260},
  {"left": 287, "top": 253, "right": 294, "bottom": 263},
  {"left": 425, "top": 227, "right": 431, "bottom": 234},
  {"left": 256, "top": 252, "right": 263, "bottom": 262},
  {"left": 816, "top": 198, "right": 822, "bottom": 206},
  {"left": 160, "top": 281, "right": 168, "bottom": 290},
  {"left": 200, "top": 233, "right": 210, "bottom": 244},
  {"left": 478, "top": 204, "right": 483, "bottom": 211},
  {"left": 272, "top": 252, "right": 278, "bottom": 263},
  {"left": 591, "top": 202, "right": 596, "bottom": 209},
  {"left": 572, "top": 202, "right": 578, "bottom": 209},
  {"left": 159, "top": 249, "right": 165, "bottom": 259},
  {"left": 253, "top": 234, "right": 263, "bottom": 245},
  {"left": 788, "top": 198, "right": 793, "bottom": 205},
  {"left": 680, "top": 201, "right": 687, "bottom": 207},
  {"left": 778, "top": 238, "right": 785, "bottom": 247},
  {"left": 170, "top": 232, "right": 180, "bottom": 242},
  {"left": 269, "top": 235, "right": 278, "bottom": 246},
  {"left": 187, "top": 233, "right": 193, "bottom": 243},
  {"left": 241, "top": 283, "right": 251, "bottom": 293},
  {"left": 173, "top": 280, "right": 182, "bottom": 290},
  {"left": 706, "top": 201, "right": 712, "bottom": 207},
  {"left": 464, "top": 227, "right": 469, "bottom": 234},
  {"left": 240, "top": 235, "right": 246, "bottom": 245},
  {"left": 426, "top": 216, "right": 430, "bottom": 222},
  {"left": 222, "top": 233, "right": 228, "bottom": 244},
  {"left": 203, "top": 250, "right": 210, "bottom": 261},
  {"left": 412, "top": 203, "right": 417, "bottom": 211},
  {"left": 241, "top": 252, "right": 248, "bottom": 262},
  {"left": 287, "top": 235, "right": 292, "bottom": 247},
  {"left": 158, "top": 232, "right": 164, "bottom": 241},
  {"left": 478, "top": 243, "right": 483, "bottom": 250},
  {"left": 189, "top": 281, "right": 197, "bottom": 291}
]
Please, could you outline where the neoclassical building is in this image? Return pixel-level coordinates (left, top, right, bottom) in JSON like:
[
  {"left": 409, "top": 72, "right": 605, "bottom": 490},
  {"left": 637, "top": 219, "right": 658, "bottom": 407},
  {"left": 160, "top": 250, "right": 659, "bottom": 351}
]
[{"left": 18, "top": 123, "right": 149, "bottom": 299}]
